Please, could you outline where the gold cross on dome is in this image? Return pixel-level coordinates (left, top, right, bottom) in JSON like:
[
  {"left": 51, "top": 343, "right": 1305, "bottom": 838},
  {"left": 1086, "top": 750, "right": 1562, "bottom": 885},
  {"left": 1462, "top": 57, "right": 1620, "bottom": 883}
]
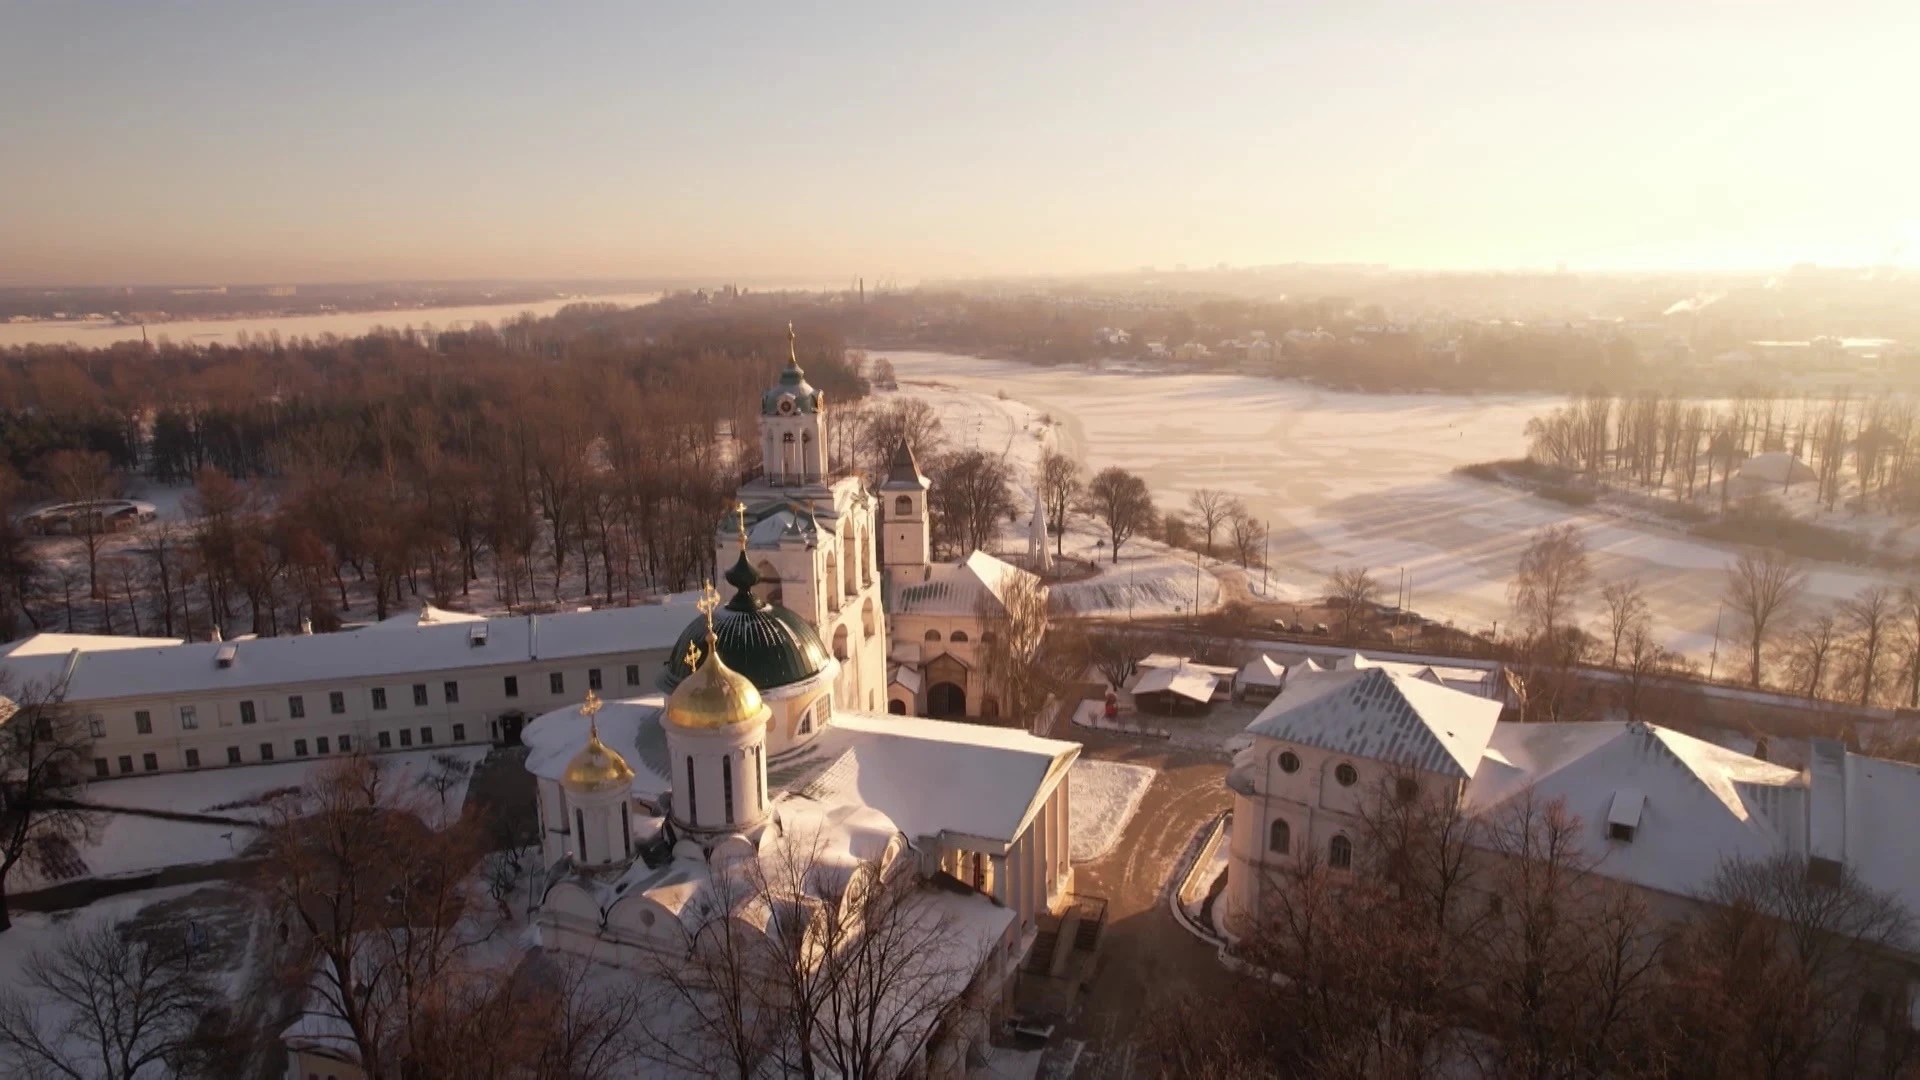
[
  {"left": 696, "top": 581, "right": 722, "bottom": 641},
  {"left": 787, "top": 321, "right": 798, "bottom": 365},
  {"left": 683, "top": 640, "right": 702, "bottom": 670},
  {"left": 735, "top": 501, "right": 749, "bottom": 550},
  {"left": 581, "top": 688, "right": 603, "bottom": 738}
]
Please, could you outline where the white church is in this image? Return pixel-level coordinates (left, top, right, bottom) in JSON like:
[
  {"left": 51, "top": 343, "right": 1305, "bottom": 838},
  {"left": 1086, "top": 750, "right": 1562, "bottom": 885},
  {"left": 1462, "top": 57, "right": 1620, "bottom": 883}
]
[{"left": 515, "top": 341, "right": 1078, "bottom": 1072}]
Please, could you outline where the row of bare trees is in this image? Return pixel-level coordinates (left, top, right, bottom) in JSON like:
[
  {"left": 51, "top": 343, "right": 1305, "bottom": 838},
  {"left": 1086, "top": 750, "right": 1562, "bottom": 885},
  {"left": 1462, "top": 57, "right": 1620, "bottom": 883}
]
[
  {"left": 1525, "top": 390, "right": 1920, "bottom": 515},
  {"left": 1147, "top": 777, "right": 1915, "bottom": 1079}
]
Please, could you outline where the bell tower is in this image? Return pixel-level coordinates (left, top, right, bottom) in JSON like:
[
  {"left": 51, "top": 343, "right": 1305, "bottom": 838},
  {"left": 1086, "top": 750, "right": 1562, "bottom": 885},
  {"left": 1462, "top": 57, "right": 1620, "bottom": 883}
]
[
  {"left": 760, "top": 323, "right": 828, "bottom": 485},
  {"left": 880, "top": 440, "right": 931, "bottom": 587}
]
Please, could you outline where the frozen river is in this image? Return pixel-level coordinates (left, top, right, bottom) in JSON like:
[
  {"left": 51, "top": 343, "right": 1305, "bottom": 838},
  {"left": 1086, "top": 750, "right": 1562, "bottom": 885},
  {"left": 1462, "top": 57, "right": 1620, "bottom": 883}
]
[
  {"left": 0, "top": 291, "right": 666, "bottom": 349},
  {"left": 881, "top": 350, "right": 1902, "bottom": 664}
]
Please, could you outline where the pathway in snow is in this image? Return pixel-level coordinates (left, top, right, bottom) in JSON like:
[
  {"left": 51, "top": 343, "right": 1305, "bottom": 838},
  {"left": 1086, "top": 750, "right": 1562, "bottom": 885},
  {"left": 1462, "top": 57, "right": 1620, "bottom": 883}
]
[{"left": 1068, "top": 759, "right": 1156, "bottom": 862}]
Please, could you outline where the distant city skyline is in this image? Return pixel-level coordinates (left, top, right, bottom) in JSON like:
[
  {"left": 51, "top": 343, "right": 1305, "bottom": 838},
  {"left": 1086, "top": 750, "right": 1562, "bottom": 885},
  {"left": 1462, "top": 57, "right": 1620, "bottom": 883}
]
[{"left": 2, "top": 1, "right": 1914, "bottom": 286}]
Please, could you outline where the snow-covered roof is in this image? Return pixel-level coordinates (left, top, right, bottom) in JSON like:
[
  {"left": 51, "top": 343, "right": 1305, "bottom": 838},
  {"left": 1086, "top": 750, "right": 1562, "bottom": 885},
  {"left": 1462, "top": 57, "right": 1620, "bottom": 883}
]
[
  {"left": 773, "top": 712, "right": 1078, "bottom": 845},
  {"left": 363, "top": 604, "right": 487, "bottom": 630},
  {"left": 1236, "top": 655, "right": 1287, "bottom": 688},
  {"left": 1465, "top": 722, "right": 1805, "bottom": 900},
  {"left": 891, "top": 551, "right": 1039, "bottom": 619},
  {"left": 1332, "top": 650, "right": 1488, "bottom": 687},
  {"left": 1131, "top": 663, "right": 1217, "bottom": 703},
  {"left": 1735, "top": 451, "right": 1816, "bottom": 486},
  {"left": 0, "top": 631, "right": 185, "bottom": 697},
  {"left": 1246, "top": 666, "right": 1501, "bottom": 779},
  {"left": 523, "top": 695, "right": 673, "bottom": 800},
  {"left": 1836, "top": 747, "right": 1920, "bottom": 913},
  {"left": 25, "top": 601, "right": 697, "bottom": 703}
]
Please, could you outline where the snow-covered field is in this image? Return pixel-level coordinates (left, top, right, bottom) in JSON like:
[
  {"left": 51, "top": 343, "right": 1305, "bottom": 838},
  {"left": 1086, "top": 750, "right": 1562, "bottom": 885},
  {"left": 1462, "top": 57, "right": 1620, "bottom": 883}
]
[
  {"left": 1068, "top": 759, "right": 1155, "bottom": 863},
  {"left": 884, "top": 351, "right": 1908, "bottom": 661}
]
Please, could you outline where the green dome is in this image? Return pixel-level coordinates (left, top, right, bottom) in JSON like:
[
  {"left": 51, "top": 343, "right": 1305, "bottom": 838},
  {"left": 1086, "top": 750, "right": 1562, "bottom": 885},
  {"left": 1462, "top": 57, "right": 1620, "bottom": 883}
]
[{"left": 661, "top": 555, "right": 832, "bottom": 692}]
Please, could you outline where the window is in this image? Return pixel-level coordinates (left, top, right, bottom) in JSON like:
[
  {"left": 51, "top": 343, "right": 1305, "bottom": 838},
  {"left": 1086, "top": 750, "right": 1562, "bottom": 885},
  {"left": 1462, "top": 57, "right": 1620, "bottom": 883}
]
[
  {"left": 94, "top": 758, "right": 109, "bottom": 779},
  {"left": 135, "top": 709, "right": 153, "bottom": 734},
  {"left": 979, "top": 630, "right": 996, "bottom": 645},
  {"left": 88, "top": 715, "right": 105, "bottom": 739},
  {"left": 621, "top": 808, "right": 632, "bottom": 857},
  {"left": 1335, "top": 763, "right": 1359, "bottom": 787},
  {"left": 894, "top": 495, "right": 912, "bottom": 516},
  {"left": 288, "top": 695, "right": 306, "bottom": 719},
  {"left": 412, "top": 684, "right": 428, "bottom": 707},
  {"left": 950, "top": 630, "right": 968, "bottom": 643},
  {"left": 399, "top": 729, "right": 413, "bottom": 747},
  {"left": 722, "top": 757, "right": 736, "bottom": 825},
  {"left": 1329, "top": 835, "right": 1353, "bottom": 870},
  {"left": 184, "top": 748, "right": 200, "bottom": 769},
  {"left": 241, "top": 700, "right": 257, "bottom": 725},
  {"left": 260, "top": 743, "right": 274, "bottom": 762},
  {"left": 575, "top": 809, "right": 586, "bottom": 857},
  {"left": 549, "top": 672, "right": 564, "bottom": 695},
  {"left": 294, "top": 739, "right": 309, "bottom": 757},
  {"left": 588, "top": 668, "right": 602, "bottom": 691},
  {"left": 1396, "top": 777, "right": 1420, "bottom": 803},
  {"left": 1269, "top": 819, "right": 1291, "bottom": 854},
  {"left": 378, "top": 731, "right": 392, "bottom": 749},
  {"left": 685, "top": 756, "right": 698, "bottom": 827},
  {"left": 924, "top": 629, "right": 941, "bottom": 642},
  {"left": 338, "top": 734, "right": 352, "bottom": 753},
  {"left": 316, "top": 737, "right": 329, "bottom": 754},
  {"left": 142, "top": 753, "right": 158, "bottom": 772},
  {"left": 625, "top": 664, "right": 640, "bottom": 687},
  {"left": 1278, "top": 750, "right": 1301, "bottom": 774},
  {"left": 504, "top": 675, "right": 519, "bottom": 698},
  {"left": 799, "top": 712, "right": 812, "bottom": 735},
  {"left": 329, "top": 691, "right": 345, "bottom": 715},
  {"left": 1608, "top": 822, "right": 1636, "bottom": 844},
  {"left": 452, "top": 723, "right": 466, "bottom": 742},
  {"left": 118, "top": 755, "right": 133, "bottom": 775},
  {"left": 227, "top": 746, "right": 241, "bottom": 765},
  {"left": 443, "top": 681, "right": 459, "bottom": 704},
  {"left": 419, "top": 726, "right": 433, "bottom": 744},
  {"left": 371, "top": 688, "right": 388, "bottom": 711}
]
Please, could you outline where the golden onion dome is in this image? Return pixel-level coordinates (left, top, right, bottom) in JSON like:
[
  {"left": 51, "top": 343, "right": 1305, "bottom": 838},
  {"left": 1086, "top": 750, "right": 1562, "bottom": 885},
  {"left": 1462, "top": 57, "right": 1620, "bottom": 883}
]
[
  {"left": 666, "top": 635, "right": 770, "bottom": 730},
  {"left": 562, "top": 692, "right": 636, "bottom": 794}
]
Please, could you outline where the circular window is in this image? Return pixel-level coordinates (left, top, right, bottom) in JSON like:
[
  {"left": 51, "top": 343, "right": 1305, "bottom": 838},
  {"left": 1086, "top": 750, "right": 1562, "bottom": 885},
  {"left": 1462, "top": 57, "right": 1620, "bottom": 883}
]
[
  {"left": 778, "top": 397, "right": 795, "bottom": 415},
  {"left": 1335, "top": 763, "right": 1359, "bottom": 787},
  {"left": 1278, "top": 751, "right": 1301, "bottom": 774}
]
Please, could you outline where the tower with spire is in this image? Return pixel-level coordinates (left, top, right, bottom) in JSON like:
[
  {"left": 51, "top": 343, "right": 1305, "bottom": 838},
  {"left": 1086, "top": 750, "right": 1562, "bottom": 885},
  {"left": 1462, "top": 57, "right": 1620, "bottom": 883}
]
[
  {"left": 759, "top": 323, "right": 828, "bottom": 485},
  {"left": 879, "top": 440, "right": 931, "bottom": 588}
]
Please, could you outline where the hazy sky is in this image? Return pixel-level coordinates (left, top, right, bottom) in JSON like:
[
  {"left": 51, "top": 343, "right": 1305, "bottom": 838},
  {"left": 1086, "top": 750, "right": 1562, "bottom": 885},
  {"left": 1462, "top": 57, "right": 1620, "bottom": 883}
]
[{"left": 2, "top": 1, "right": 1915, "bottom": 285}]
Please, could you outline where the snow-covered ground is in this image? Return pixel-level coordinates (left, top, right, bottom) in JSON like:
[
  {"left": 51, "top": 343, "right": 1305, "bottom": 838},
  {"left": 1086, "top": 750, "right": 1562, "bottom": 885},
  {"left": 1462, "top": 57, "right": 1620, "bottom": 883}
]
[
  {"left": 1067, "top": 759, "right": 1155, "bottom": 862},
  {"left": 882, "top": 351, "right": 1911, "bottom": 662},
  {"left": 84, "top": 745, "right": 491, "bottom": 825}
]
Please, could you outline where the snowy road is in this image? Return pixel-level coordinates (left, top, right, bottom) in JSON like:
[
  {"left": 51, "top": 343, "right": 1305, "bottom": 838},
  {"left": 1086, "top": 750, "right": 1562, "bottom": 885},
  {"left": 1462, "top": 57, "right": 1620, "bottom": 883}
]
[{"left": 883, "top": 351, "right": 1906, "bottom": 662}]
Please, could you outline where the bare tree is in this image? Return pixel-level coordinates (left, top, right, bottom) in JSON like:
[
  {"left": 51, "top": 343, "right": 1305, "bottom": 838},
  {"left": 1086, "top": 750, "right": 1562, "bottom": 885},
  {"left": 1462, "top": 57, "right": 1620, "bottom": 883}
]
[
  {"left": 1326, "top": 566, "right": 1381, "bottom": 643},
  {"left": 927, "top": 450, "right": 1015, "bottom": 558},
  {"left": 258, "top": 755, "right": 494, "bottom": 1079},
  {"left": 1038, "top": 450, "right": 1082, "bottom": 560},
  {"left": 860, "top": 399, "right": 945, "bottom": 480},
  {"left": 419, "top": 752, "right": 475, "bottom": 823},
  {"left": 1841, "top": 585, "right": 1896, "bottom": 706},
  {"left": 1598, "top": 576, "right": 1650, "bottom": 667},
  {"left": 1786, "top": 610, "right": 1841, "bottom": 701},
  {"left": 1617, "top": 624, "right": 1676, "bottom": 723},
  {"left": 1509, "top": 524, "right": 1591, "bottom": 647},
  {"left": 1227, "top": 508, "right": 1264, "bottom": 570},
  {"left": 975, "top": 568, "right": 1053, "bottom": 729},
  {"left": 37, "top": 449, "right": 119, "bottom": 609},
  {"left": 0, "top": 919, "right": 215, "bottom": 1080},
  {"left": 1186, "top": 489, "right": 1239, "bottom": 558},
  {"left": 1725, "top": 548, "right": 1807, "bottom": 688},
  {"left": 1081, "top": 467, "right": 1155, "bottom": 564},
  {"left": 1663, "top": 854, "right": 1915, "bottom": 1079},
  {"left": 0, "top": 681, "right": 96, "bottom": 933}
]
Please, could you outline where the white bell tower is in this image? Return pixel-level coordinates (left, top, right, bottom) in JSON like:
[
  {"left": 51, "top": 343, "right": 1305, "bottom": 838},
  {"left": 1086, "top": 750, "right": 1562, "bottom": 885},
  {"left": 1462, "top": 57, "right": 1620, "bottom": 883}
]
[
  {"left": 760, "top": 324, "right": 828, "bottom": 485},
  {"left": 880, "top": 440, "right": 931, "bottom": 587}
]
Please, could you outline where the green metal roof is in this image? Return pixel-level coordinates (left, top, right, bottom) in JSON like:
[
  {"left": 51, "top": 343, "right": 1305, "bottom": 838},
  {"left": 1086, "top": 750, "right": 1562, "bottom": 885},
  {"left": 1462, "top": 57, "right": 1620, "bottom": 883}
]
[{"left": 659, "top": 566, "right": 832, "bottom": 693}]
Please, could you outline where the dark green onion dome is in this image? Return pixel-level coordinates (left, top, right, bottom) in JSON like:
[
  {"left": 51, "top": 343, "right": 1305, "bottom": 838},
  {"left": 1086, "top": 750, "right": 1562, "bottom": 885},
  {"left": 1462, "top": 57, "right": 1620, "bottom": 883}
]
[
  {"left": 660, "top": 553, "right": 832, "bottom": 692},
  {"left": 761, "top": 326, "right": 824, "bottom": 415}
]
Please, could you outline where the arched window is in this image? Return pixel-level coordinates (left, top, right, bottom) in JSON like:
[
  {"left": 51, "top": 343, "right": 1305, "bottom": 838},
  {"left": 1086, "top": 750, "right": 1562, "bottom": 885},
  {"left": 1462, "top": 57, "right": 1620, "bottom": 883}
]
[
  {"left": 833, "top": 625, "right": 849, "bottom": 661},
  {"left": 924, "top": 629, "right": 942, "bottom": 642},
  {"left": 798, "top": 710, "right": 812, "bottom": 735},
  {"left": 1268, "top": 819, "right": 1290, "bottom": 854},
  {"left": 782, "top": 432, "right": 794, "bottom": 444},
  {"left": 685, "top": 756, "right": 698, "bottom": 827},
  {"left": 722, "top": 757, "right": 734, "bottom": 826},
  {"left": 1335, "top": 762, "right": 1359, "bottom": 787},
  {"left": 575, "top": 809, "right": 586, "bottom": 859},
  {"left": 950, "top": 630, "right": 969, "bottom": 643},
  {"left": 1329, "top": 835, "right": 1353, "bottom": 870},
  {"left": 979, "top": 629, "right": 997, "bottom": 645},
  {"left": 894, "top": 495, "right": 912, "bottom": 517},
  {"left": 888, "top": 698, "right": 908, "bottom": 715}
]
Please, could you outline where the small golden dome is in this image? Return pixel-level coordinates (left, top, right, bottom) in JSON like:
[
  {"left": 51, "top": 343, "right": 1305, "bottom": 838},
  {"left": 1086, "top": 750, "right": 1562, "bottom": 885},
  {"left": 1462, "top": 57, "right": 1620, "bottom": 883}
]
[
  {"left": 667, "top": 637, "right": 770, "bottom": 730},
  {"left": 562, "top": 691, "right": 636, "bottom": 794}
]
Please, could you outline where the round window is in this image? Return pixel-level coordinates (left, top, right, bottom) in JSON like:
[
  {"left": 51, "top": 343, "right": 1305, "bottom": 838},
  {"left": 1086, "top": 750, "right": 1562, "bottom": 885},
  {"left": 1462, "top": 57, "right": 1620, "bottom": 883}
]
[
  {"left": 1278, "top": 751, "right": 1301, "bottom": 774},
  {"left": 1335, "top": 763, "right": 1359, "bottom": 787}
]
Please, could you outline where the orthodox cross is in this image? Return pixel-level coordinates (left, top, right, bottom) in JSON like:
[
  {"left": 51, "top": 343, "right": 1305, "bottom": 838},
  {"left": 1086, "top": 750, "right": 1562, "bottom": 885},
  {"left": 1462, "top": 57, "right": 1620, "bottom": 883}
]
[
  {"left": 697, "top": 581, "right": 722, "bottom": 642},
  {"left": 735, "top": 501, "right": 749, "bottom": 550},
  {"left": 787, "top": 321, "right": 797, "bottom": 366},
  {"left": 581, "top": 688, "right": 602, "bottom": 739}
]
